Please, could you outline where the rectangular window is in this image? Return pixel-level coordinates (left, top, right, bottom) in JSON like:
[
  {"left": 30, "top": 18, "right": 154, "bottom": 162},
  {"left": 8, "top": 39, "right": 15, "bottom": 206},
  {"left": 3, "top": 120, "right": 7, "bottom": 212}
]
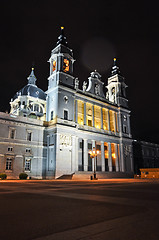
[
  {"left": 51, "top": 111, "right": 54, "bottom": 120},
  {"left": 109, "top": 110, "right": 115, "bottom": 132},
  {"left": 96, "top": 145, "right": 101, "bottom": 151},
  {"left": 94, "top": 105, "right": 101, "bottom": 129},
  {"left": 26, "top": 148, "right": 31, "bottom": 153},
  {"left": 103, "top": 108, "right": 108, "bottom": 130},
  {"left": 80, "top": 142, "right": 83, "bottom": 149},
  {"left": 25, "top": 158, "right": 31, "bottom": 171},
  {"left": 86, "top": 103, "right": 93, "bottom": 127},
  {"left": 8, "top": 147, "right": 13, "bottom": 152},
  {"left": 77, "top": 100, "right": 84, "bottom": 125},
  {"left": 27, "top": 132, "right": 32, "bottom": 141},
  {"left": 88, "top": 120, "right": 92, "bottom": 126},
  {"left": 88, "top": 143, "right": 92, "bottom": 150},
  {"left": 123, "top": 125, "right": 127, "bottom": 133},
  {"left": 64, "top": 110, "right": 68, "bottom": 120},
  {"left": 6, "top": 158, "right": 12, "bottom": 170},
  {"left": 9, "top": 128, "right": 16, "bottom": 139}
]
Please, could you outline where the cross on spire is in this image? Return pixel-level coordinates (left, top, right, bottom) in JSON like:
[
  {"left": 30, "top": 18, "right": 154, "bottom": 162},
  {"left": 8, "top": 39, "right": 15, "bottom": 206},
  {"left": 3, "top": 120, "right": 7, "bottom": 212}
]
[
  {"left": 56, "top": 26, "right": 68, "bottom": 46},
  {"left": 27, "top": 68, "right": 37, "bottom": 85}
]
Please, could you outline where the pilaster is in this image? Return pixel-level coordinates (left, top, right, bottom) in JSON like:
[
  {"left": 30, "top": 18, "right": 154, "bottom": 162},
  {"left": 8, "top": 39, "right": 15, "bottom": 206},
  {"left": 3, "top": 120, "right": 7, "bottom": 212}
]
[
  {"left": 75, "top": 100, "right": 78, "bottom": 123},
  {"left": 72, "top": 136, "right": 76, "bottom": 172},
  {"left": 84, "top": 139, "right": 88, "bottom": 171},
  {"left": 84, "top": 102, "right": 86, "bottom": 125},
  {"left": 108, "top": 142, "right": 112, "bottom": 171},
  {"left": 92, "top": 105, "right": 94, "bottom": 127},
  {"left": 120, "top": 143, "right": 125, "bottom": 172},
  {"left": 75, "top": 136, "right": 79, "bottom": 171},
  {"left": 101, "top": 141, "right": 105, "bottom": 171},
  {"left": 115, "top": 143, "right": 119, "bottom": 172}
]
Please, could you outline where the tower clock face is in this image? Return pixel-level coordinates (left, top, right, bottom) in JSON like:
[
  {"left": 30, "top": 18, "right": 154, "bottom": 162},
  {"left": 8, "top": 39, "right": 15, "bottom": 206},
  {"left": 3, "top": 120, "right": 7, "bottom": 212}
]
[
  {"left": 63, "top": 59, "right": 69, "bottom": 72},
  {"left": 52, "top": 60, "right": 56, "bottom": 72}
]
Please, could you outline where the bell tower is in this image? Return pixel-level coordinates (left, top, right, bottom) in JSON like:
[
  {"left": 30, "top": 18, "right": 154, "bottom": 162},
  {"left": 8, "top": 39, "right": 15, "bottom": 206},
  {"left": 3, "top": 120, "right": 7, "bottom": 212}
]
[
  {"left": 46, "top": 27, "right": 75, "bottom": 122},
  {"left": 106, "top": 58, "right": 128, "bottom": 108},
  {"left": 48, "top": 27, "right": 75, "bottom": 89}
]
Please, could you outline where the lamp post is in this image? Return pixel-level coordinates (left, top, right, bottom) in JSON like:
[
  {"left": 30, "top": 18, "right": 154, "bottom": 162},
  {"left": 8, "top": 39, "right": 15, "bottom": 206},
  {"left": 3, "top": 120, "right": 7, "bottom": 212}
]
[{"left": 89, "top": 147, "right": 99, "bottom": 180}]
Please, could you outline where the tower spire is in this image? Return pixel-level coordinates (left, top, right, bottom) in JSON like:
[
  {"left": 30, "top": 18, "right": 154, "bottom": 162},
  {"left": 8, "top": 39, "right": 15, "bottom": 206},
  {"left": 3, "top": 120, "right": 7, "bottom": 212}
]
[
  {"left": 27, "top": 68, "right": 37, "bottom": 85},
  {"left": 111, "top": 58, "right": 120, "bottom": 76},
  {"left": 56, "top": 26, "right": 68, "bottom": 46}
]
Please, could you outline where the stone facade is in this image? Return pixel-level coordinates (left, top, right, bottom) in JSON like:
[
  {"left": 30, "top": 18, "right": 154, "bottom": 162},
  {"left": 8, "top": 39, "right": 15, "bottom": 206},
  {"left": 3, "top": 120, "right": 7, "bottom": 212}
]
[
  {"left": 0, "top": 27, "right": 134, "bottom": 179},
  {"left": 133, "top": 140, "right": 159, "bottom": 174}
]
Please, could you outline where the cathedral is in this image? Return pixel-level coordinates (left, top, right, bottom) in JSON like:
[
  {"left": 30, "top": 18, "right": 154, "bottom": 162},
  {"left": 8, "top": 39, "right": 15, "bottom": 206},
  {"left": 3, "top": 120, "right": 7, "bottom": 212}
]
[{"left": 0, "top": 27, "right": 133, "bottom": 179}]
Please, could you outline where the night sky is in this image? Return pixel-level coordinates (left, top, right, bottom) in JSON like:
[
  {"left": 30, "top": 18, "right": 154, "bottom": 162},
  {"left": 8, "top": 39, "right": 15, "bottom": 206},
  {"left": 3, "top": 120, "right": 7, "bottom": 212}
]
[{"left": 0, "top": 1, "right": 159, "bottom": 143}]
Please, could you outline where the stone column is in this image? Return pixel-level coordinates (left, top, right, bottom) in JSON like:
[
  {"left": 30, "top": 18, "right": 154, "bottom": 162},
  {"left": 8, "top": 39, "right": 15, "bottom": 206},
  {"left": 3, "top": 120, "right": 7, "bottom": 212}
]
[
  {"left": 108, "top": 110, "right": 111, "bottom": 132},
  {"left": 120, "top": 143, "right": 125, "bottom": 172},
  {"left": 101, "top": 107, "right": 103, "bottom": 129},
  {"left": 129, "top": 145, "right": 134, "bottom": 172},
  {"left": 127, "top": 115, "right": 131, "bottom": 137},
  {"left": 101, "top": 141, "right": 105, "bottom": 171},
  {"left": 115, "top": 143, "right": 119, "bottom": 172},
  {"left": 84, "top": 139, "right": 88, "bottom": 171},
  {"left": 118, "top": 111, "right": 123, "bottom": 136},
  {"left": 71, "top": 136, "right": 76, "bottom": 172},
  {"left": 75, "top": 136, "right": 79, "bottom": 172},
  {"left": 92, "top": 140, "right": 95, "bottom": 172},
  {"left": 108, "top": 142, "right": 112, "bottom": 171},
  {"left": 92, "top": 105, "right": 94, "bottom": 127},
  {"left": 84, "top": 102, "right": 86, "bottom": 125},
  {"left": 75, "top": 100, "right": 78, "bottom": 123}
]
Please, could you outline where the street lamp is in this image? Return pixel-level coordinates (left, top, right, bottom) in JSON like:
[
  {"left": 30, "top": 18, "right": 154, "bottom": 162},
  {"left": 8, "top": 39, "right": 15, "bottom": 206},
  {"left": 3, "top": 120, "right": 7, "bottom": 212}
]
[{"left": 89, "top": 147, "right": 99, "bottom": 180}]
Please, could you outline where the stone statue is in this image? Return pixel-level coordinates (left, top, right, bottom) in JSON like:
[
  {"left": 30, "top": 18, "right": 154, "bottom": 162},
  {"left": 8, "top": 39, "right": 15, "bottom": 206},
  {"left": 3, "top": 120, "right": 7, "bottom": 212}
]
[
  {"left": 106, "top": 91, "right": 109, "bottom": 100},
  {"left": 95, "top": 84, "right": 100, "bottom": 95},
  {"left": 82, "top": 81, "right": 87, "bottom": 92},
  {"left": 75, "top": 78, "right": 79, "bottom": 90}
]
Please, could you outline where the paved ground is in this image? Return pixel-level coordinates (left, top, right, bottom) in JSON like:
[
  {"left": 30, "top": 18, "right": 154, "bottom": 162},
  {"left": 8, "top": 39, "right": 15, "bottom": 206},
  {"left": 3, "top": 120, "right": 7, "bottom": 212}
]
[{"left": 0, "top": 179, "right": 159, "bottom": 240}]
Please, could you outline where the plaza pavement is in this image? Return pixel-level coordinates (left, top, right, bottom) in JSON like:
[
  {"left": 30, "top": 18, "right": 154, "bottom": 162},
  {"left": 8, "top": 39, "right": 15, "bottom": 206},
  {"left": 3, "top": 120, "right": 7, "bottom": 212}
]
[{"left": 0, "top": 179, "right": 159, "bottom": 240}]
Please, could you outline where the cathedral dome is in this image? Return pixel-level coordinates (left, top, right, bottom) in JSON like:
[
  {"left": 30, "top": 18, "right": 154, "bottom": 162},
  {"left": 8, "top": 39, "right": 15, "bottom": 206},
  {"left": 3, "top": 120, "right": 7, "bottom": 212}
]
[
  {"left": 13, "top": 84, "right": 46, "bottom": 100},
  {"left": 13, "top": 68, "right": 46, "bottom": 101}
]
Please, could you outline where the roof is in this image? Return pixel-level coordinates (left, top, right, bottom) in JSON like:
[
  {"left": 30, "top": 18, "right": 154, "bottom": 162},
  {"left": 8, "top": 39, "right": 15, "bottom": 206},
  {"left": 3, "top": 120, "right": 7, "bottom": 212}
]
[{"left": 13, "top": 84, "right": 46, "bottom": 101}]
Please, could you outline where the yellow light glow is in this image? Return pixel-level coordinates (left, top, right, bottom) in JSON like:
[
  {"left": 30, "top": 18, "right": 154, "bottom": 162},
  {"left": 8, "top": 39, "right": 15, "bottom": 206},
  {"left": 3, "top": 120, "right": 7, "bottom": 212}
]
[
  {"left": 61, "top": 26, "right": 64, "bottom": 30},
  {"left": 53, "top": 60, "right": 56, "bottom": 71},
  {"left": 112, "top": 153, "right": 116, "bottom": 159},
  {"left": 32, "top": 67, "right": 34, "bottom": 71},
  {"left": 97, "top": 150, "right": 99, "bottom": 154},
  {"left": 63, "top": 59, "right": 69, "bottom": 72},
  {"left": 114, "top": 58, "right": 116, "bottom": 61}
]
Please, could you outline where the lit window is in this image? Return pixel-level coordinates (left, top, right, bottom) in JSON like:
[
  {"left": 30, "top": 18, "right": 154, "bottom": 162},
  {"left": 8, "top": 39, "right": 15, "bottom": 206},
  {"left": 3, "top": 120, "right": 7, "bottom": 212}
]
[
  {"left": 63, "top": 59, "right": 69, "bottom": 72},
  {"left": 77, "top": 100, "right": 84, "bottom": 125},
  {"left": 103, "top": 108, "right": 108, "bottom": 130},
  {"left": 27, "top": 131, "right": 32, "bottom": 141},
  {"left": 53, "top": 60, "right": 56, "bottom": 71},
  {"left": 86, "top": 103, "right": 93, "bottom": 127},
  {"left": 109, "top": 110, "right": 115, "bottom": 132},
  {"left": 25, "top": 158, "right": 31, "bottom": 171},
  {"left": 6, "top": 158, "right": 12, "bottom": 170},
  {"left": 94, "top": 105, "right": 101, "bottom": 129},
  {"left": 8, "top": 147, "right": 13, "bottom": 152},
  {"left": 64, "top": 110, "right": 68, "bottom": 120}
]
